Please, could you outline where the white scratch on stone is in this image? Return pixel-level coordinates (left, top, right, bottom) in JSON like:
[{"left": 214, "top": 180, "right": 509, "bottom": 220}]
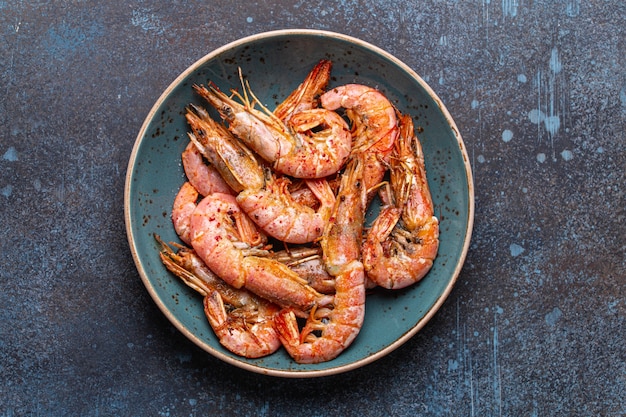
[
  {"left": 502, "top": 0, "right": 518, "bottom": 18},
  {"left": 566, "top": 0, "right": 581, "bottom": 17},
  {"left": 545, "top": 47, "right": 565, "bottom": 151},
  {"left": 544, "top": 115, "right": 561, "bottom": 136},
  {"left": 528, "top": 46, "right": 567, "bottom": 157},
  {"left": 131, "top": 9, "right": 168, "bottom": 35},
  {"left": 483, "top": 0, "right": 492, "bottom": 44},
  {"left": 549, "top": 47, "right": 562, "bottom": 74},
  {"left": 492, "top": 307, "right": 503, "bottom": 416}
]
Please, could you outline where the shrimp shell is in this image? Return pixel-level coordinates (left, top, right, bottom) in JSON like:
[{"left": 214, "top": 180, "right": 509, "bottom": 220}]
[
  {"left": 194, "top": 72, "right": 352, "bottom": 179},
  {"left": 362, "top": 113, "right": 440, "bottom": 289},
  {"left": 157, "top": 237, "right": 282, "bottom": 358},
  {"left": 275, "top": 155, "right": 367, "bottom": 364},
  {"left": 190, "top": 192, "right": 332, "bottom": 316},
  {"left": 320, "top": 84, "right": 399, "bottom": 199}
]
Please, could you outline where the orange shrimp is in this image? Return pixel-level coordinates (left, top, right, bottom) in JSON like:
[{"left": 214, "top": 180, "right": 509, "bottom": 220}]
[
  {"left": 320, "top": 84, "right": 398, "bottom": 198},
  {"left": 361, "top": 114, "right": 439, "bottom": 289},
  {"left": 186, "top": 105, "right": 336, "bottom": 244},
  {"left": 185, "top": 104, "right": 265, "bottom": 194},
  {"left": 157, "top": 237, "right": 281, "bottom": 358},
  {"left": 193, "top": 70, "right": 352, "bottom": 179},
  {"left": 275, "top": 155, "right": 367, "bottom": 364},
  {"left": 189, "top": 192, "right": 332, "bottom": 316},
  {"left": 273, "top": 59, "right": 332, "bottom": 122}
]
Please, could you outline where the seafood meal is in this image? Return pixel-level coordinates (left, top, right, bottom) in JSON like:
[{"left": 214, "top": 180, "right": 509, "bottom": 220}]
[{"left": 155, "top": 59, "right": 440, "bottom": 364}]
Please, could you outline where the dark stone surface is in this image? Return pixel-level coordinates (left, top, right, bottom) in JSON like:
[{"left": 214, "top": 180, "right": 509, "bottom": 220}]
[{"left": 1, "top": 1, "right": 624, "bottom": 415}]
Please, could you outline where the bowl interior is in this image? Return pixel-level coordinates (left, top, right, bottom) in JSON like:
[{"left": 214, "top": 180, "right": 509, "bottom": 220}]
[{"left": 125, "top": 30, "right": 473, "bottom": 377}]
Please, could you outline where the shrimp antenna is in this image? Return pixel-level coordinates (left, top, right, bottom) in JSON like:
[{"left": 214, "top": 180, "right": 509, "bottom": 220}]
[{"left": 236, "top": 67, "right": 284, "bottom": 125}]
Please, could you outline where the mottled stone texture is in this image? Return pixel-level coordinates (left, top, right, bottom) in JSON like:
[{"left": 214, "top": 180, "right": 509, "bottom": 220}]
[{"left": 1, "top": 1, "right": 624, "bottom": 416}]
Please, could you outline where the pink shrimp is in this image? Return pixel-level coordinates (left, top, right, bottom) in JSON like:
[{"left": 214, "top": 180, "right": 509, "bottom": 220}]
[
  {"left": 193, "top": 69, "right": 352, "bottom": 179},
  {"left": 186, "top": 105, "right": 336, "bottom": 244},
  {"left": 181, "top": 141, "right": 234, "bottom": 196},
  {"left": 172, "top": 180, "right": 266, "bottom": 247},
  {"left": 189, "top": 192, "right": 332, "bottom": 316},
  {"left": 361, "top": 113, "right": 439, "bottom": 289},
  {"left": 275, "top": 155, "right": 367, "bottom": 363},
  {"left": 156, "top": 236, "right": 281, "bottom": 358},
  {"left": 320, "top": 84, "right": 398, "bottom": 198},
  {"left": 171, "top": 181, "right": 199, "bottom": 245},
  {"left": 238, "top": 176, "right": 335, "bottom": 244}
]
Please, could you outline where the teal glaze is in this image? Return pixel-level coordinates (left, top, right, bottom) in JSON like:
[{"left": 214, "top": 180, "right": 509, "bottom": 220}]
[{"left": 124, "top": 29, "right": 474, "bottom": 377}]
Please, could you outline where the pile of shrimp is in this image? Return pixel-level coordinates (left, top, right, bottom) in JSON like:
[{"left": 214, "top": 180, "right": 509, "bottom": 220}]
[{"left": 155, "top": 59, "right": 439, "bottom": 364}]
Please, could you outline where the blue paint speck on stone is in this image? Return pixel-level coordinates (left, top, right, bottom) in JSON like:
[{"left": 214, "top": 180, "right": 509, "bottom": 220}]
[
  {"left": 1, "top": 184, "right": 12, "bottom": 197},
  {"left": 3, "top": 147, "right": 18, "bottom": 161},
  {"left": 545, "top": 307, "right": 563, "bottom": 326},
  {"left": 510, "top": 243, "right": 525, "bottom": 257}
]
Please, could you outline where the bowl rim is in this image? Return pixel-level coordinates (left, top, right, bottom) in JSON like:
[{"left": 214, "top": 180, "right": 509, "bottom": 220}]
[{"left": 124, "top": 28, "right": 475, "bottom": 378}]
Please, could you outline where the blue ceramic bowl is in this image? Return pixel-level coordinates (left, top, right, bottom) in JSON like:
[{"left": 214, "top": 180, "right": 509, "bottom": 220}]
[{"left": 124, "top": 29, "right": 474, "bottom": 377}]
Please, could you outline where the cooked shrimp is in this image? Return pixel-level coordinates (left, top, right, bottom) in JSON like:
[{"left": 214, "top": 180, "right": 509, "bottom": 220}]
[
  {"left": 275, "top": 156, "right": 367, "bottom": 364},
  {"left": 190, "top": 192, "right": 332, "bottom": 316},
  {"left": 238, "top": 176, "right": 335, "bottom": 244},
  {"left": 273, "top": 59, "right": 332, "bottom": 122},
  {"left": 156, "top": 236, "right": 281, "bottom": 358},
  {"left": 320, "top": 84, "right": 398, "bottom": 198},
  {"left": 185, "top": 104, "right": 265, "bottom": 194},
  {"left": 186, "top": 105, "right": 336, "bottom": 244},
  {"left": 193, "top": 72, "right": 352, "bottom": 179},
  {"left": 171, "top": 181, "right": 199, "bottom": 245},
  {"left": 362, "top": 114, "right": 439, "bottom": 289},
  {"left": 182, "top": 141, "right": 234, "bottom": 196}
]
